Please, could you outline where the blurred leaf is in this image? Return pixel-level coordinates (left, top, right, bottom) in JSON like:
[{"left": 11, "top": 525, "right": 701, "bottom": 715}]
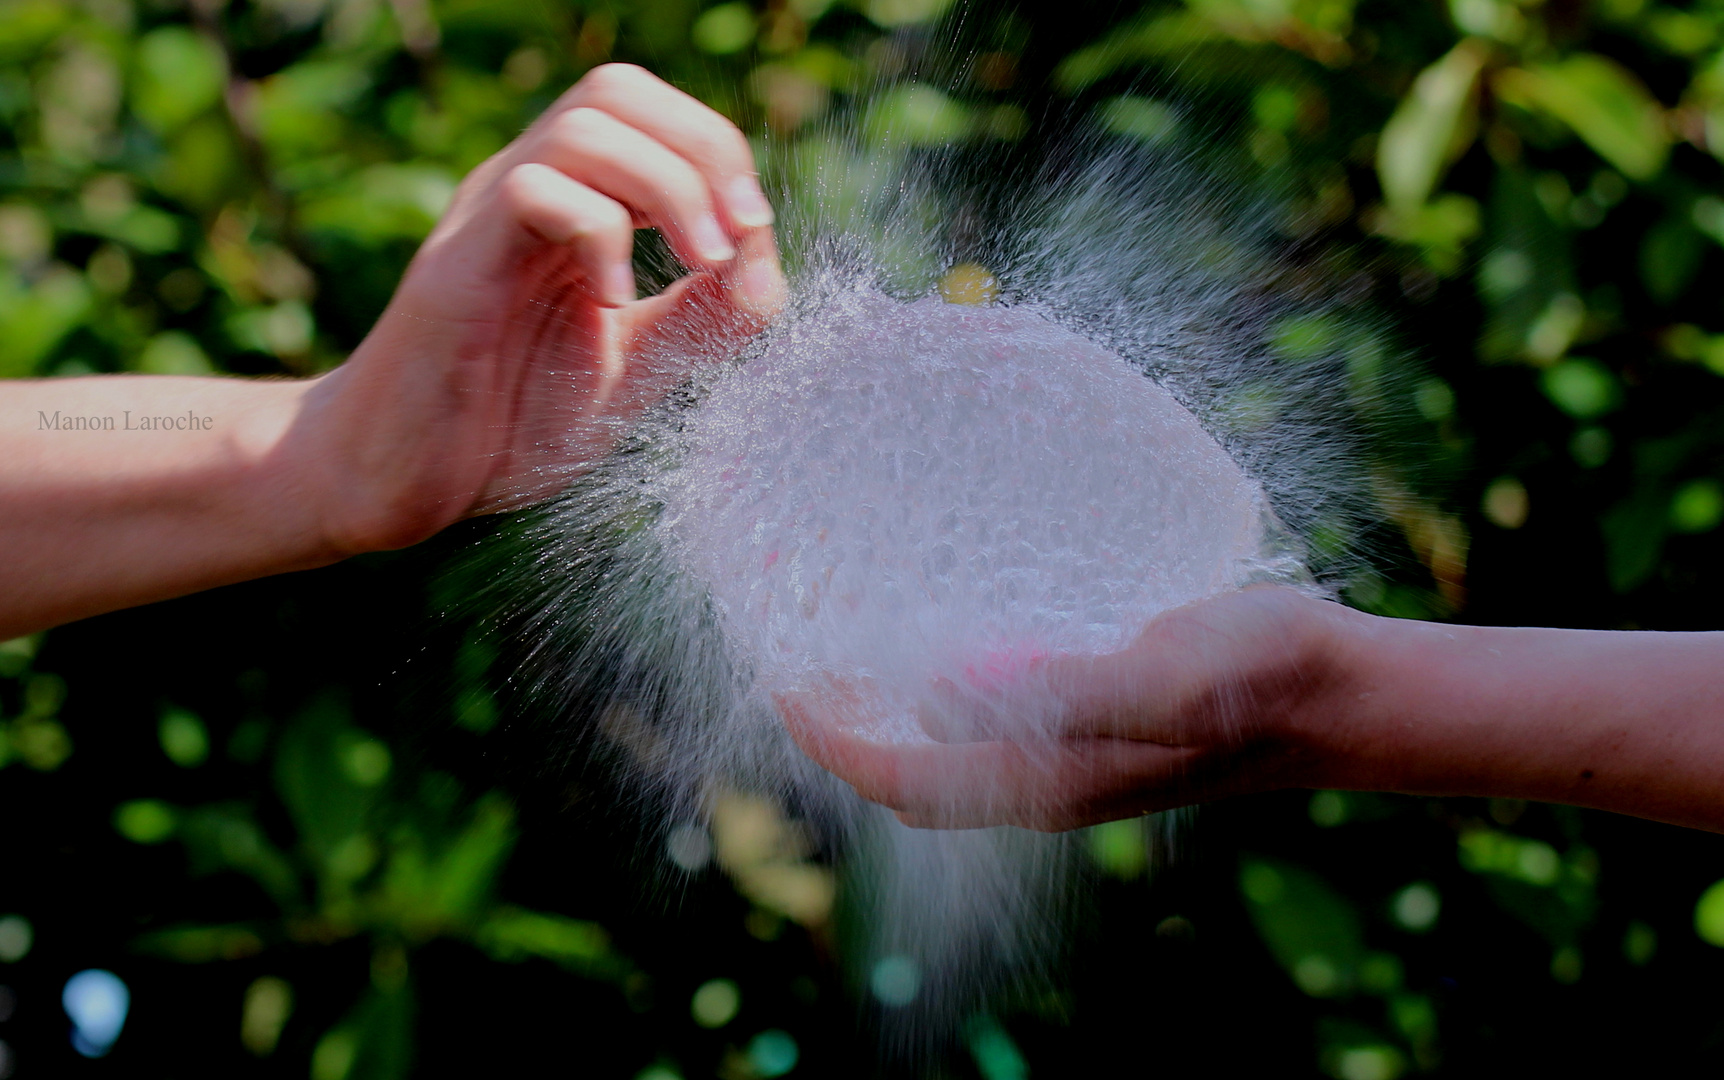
[
  {"left": 1696, "top": 880, "right": 1724, "bottom": 945},
  {"left": 864, "top": 85, "right": 971, "bottom": 146},
  {"left": 153, "top": 116, "right": 243, "bottom": 210},
  {"left": 312, "top": 985, "right": 413, "bottom": 1080},
  {"left": 158, "top": 706, "right": 210, "bottom": 767},
  {"left": 1495, "top": 56, "right": 1672, "bottom": 180},
  {"left": 130, "top": 27, "right": 227, "bottom": 135},
  {"left": 1669, "top": 478, "right": 1724, "bottom": 533},
  {"left": 1240, "top": 857, "right": 1366, "bottom": 997},
  {"left": 691, "top": 2, "right": 755, "bottom": 54},
  {"left": 115, "top": 799, "right": 178, "bottom": 844},
  {"left": 1602, "top": 491, "right": 1667, "bottom": 592},
  {"left": 1087, "top": 819, "right": 1148, "bottom": 880},
  {"left": 1377, "top": 38, "right": 1489, "bottom": 214},
  {"left": 1096, "top": 95, "right": 1180, "bottom": 145},
  {"left": 476, "top": 906, "right": 623, "bottom": 976},
  {"left": 1540, "top": 358, "right": 1620, "bottom": 418},
  {"left": 132, "top": 923, "right": 267, "bottom": 962},
  {"left": 253, "top": 59, "right": 373, "bottom": 163},
  {"left": 1478, "top": 168, "right": 1577, "bottom": 362},
  {"left": 177, "top": 804, "right": 304, "bottom": 906},
  {"left": 0, "top": 266, "right": 92, "bottom": 376},
  {"left": 1640, "top": 214, "right": 1703, "bottom": 302},
  {"left": 300, "top": 165, "right": 456, "bottom": 244},
  {"left": 274, "top": 697, "right": 377, "bottom": 869},
  {"left": 136, "top": 331, "right": 215, "bottom": 375}
]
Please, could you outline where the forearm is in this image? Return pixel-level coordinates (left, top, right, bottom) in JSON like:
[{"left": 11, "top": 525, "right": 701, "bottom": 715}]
[
  {"left": 1318, "top": 607, "right": 1724, "bottom": 831},
  {"left": 0, "top": 375, "right": 342, "bottom": 637}
]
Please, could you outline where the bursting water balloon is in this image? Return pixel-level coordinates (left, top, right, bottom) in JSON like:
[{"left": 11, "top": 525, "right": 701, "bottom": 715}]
[
  {"left": 467, "top": 95, "right": 1384, "bottom": 1044},
  {"left": 659, "top": 290, "right": 1277, "bottom": 745}
]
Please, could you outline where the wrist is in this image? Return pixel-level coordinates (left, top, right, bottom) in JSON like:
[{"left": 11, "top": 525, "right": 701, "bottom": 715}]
[{"left": 1273, "top": 597, "right": 1405, "bottom": 793}]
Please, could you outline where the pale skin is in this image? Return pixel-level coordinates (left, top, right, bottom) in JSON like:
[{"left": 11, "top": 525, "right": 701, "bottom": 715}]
[
  {"left": 6, "top": 67, "right": 1723, "bottom": 836},
  {"left": 0, "top": 64, "right": 785, "bottom": 639},
  {"left": 777, "top": 587, "right": 1724, "bottom": 834}
]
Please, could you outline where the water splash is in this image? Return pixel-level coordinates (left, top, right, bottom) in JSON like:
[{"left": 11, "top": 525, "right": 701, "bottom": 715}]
[{"left": 463, "top": 83, "right": 1389, "bottom": 1047}]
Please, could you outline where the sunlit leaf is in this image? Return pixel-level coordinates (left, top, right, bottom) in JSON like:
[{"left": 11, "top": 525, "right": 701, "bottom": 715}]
[
  {"left": 1377, "top": 38, "right": 1489, "bottom": 214},
  {"left": 130, "top": 26, "right": 227, "bottom": 134},
  {"left": 1494, "top": 55, "right": 1672, "bottom": 180}
]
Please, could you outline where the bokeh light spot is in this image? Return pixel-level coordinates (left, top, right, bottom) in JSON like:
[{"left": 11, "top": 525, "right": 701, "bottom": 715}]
[
  {"left": 691, "top": 3, "right": 755, "bottom": 54},
  {"left": 241, "top": 976, "right": 294, "bottom": 1056},
  {"left": 1694, "top": 880, "right": 1724, "bottom": 945},
  {"left": 1391, "top": 882, "right": 1441, "bottom": 932},
  {"left": 1482, "top": 477, "right": 1529, "bottom": 529},
  {"left": 62, "top": 969, "right": 129, "bottom": 1058},
  {"left": 1087, "top": 818, "right": 1147, "bottom": 879},
  {"left": 666, "top": 824, "right": 712, "bottom": 872},
  {"left": 869, "top": 955, "right": 920, "bottom": 1006},
  {"left": 1333, "top": 1044, "right": 1405, "bottom": 1080},
  {"left": 0, "top": 917, "right": 32, "bottom": 963},
  {"left": 1540, "top": 358, "right": 1619, "bottom": 419},
  {"left": 340, "top": 738, "right": 392, "bottom": 787},
  {"left": 938, "top": 263, "right": 998, "bottom": 306},
  {"left": 746, "top": 1029, "right": 799, "bottom": 1077},
  {"left": 690, "top": 978, "right": 740, "bottom": 1028},
  {"left": 158, "top": 706, "right": 209, "bottom": 767},
  {"left": 113, "top": 799, "right": 177, "bottom": 844},
  {"left": 1308, "top": 790, "right": 1348, "bottom": 827},
  {"left": 1670, "top": 478, "right": 1724, "bottom": 533}
]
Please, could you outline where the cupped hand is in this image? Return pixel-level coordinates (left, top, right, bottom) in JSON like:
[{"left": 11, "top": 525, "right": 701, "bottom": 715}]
[
  {"left": 299, "top": 64, "right": 786, "bottom": 555},
  {"left": 775, "top": 587, "right": 1356, "bottom": 831}
]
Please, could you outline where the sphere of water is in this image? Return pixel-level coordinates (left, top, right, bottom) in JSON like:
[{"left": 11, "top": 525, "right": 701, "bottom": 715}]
[{"left": 657, "top": 289, "right": 1276, "bottom": 743}]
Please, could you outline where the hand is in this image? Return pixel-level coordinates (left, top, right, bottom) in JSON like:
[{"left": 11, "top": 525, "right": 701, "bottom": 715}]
[
  {"left": 775, "top": 587, "right": 1355, "bottom": 831},
  {"left": 297, "top": 63, "right": 786, "bottom": 555}
]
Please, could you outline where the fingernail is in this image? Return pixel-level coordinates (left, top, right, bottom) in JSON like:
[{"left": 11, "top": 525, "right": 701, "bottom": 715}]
[
  {"left": 726, "top": 174, "right": 775, "bottom": 229},
  {"left": 607, "top": 263, "right": 635, "bottom": 305},
  {"left": 691, "top": 214, "right": 735, "bottom": 262},
  {"left": 742, "top": 256, "right": 785, "bottom": 308}
]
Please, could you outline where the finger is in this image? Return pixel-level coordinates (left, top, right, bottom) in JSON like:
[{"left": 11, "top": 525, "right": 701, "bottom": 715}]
[
  {"left": 777, "top": 686, "right": 1196, "bottom": 830},
  {"left": 590, "top": 235, "right": 782, "bottom": 436},
  {"left": 498, "top": 163, "right": 636, "bottom": 306},
  {"left": 528, "top": 106, "right": 736, "bottom": 270},
  {"left": 561, "top": 63, "right": 774, "bottom": 232}
]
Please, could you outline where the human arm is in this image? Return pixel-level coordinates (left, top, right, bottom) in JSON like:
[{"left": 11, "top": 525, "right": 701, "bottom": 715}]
[
  {"left": 776, "top": 587, "right": 1724, "bottom": 833},
  {"left": 0, "top": 64, "right": 784, "bottom": 640}
]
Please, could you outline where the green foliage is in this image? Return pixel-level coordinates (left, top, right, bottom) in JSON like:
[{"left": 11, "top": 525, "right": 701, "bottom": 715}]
[{"left": 8, "top": 0, "right": 1724, "bottom": 1072}]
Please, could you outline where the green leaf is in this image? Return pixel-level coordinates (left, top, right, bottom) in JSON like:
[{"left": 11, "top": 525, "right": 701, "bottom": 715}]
[
  {"left": 131, "top": 922, "right": 266, "bottom": 962},
  {"left": 130, "top": 26, "right": 227, "bottom": 134},
  {"left": 115, "top": 799, "right": 178, "bottom": 844},
  {"left": 1377, "top": 38, "right": 1489, "bottom": 214},
  {"left": 691, "top": 2, "right": 755, "bottom": 54},
  {"left": 1495, "top": 55, "right": 1672, "bottom": 180},
  {"left": 1640, "top": 215, "right": 1703, "bottom": 303},
  {"left": 1696, "top": 880, "right": 1724, "bottom": 945},
  {"left": 475, "top": 906, "right": 621, "bottom": 976},
  {"left": 1601, "top": 491, "right": 1667, "bottom": 593},
  {"left": 299, "top": 165, "right": 457, "bottom": 244},
  {"left": 0, "top": 266, "right": 92, "bottom": 377},
  {"left": 1239, "top": 857, "right": 1366, "bottom": 998}
]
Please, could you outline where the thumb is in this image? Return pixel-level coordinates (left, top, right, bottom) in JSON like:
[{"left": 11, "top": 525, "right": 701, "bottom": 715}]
[{"left": 606, "top": 226, "right": 786, "bottom": 421}]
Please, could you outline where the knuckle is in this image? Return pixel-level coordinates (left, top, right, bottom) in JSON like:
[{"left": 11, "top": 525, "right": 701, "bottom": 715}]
[
  {"left": 579, "top": 62, "right": 648, "bottom": 96},
  {"left": 580, "top": 198, "right": 631, "bottom": 239},
  {"left": 497, "top": 163, "right": 551, "bottom": 209},
  {"left": 550, "top": 106, "right": 610, "bottom": 143}
]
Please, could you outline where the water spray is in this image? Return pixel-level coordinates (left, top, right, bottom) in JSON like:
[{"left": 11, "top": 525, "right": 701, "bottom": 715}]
[{"left": 462, "top": 70, "right": 1399, "bottom": 1051}]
